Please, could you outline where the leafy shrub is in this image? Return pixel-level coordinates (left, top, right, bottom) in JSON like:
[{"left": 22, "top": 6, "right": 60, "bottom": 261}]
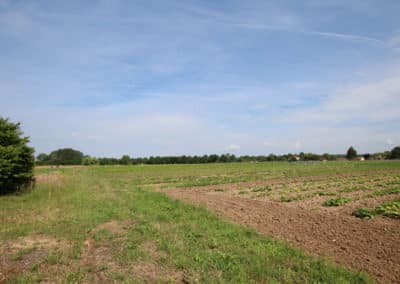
[
  {"left": 0, "top": 117, "right": 35, "bottom": 194},
  {"left": 323, "top": 197, "right": 350, "bottom": 207}
]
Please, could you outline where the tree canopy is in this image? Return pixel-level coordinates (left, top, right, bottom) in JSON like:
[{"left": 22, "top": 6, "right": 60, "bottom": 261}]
[
  {"left": 346, "top": 146, "right": 357, "bottom": 160},
  {"left": 390, "top": 146, "right": 400, "bottom": 159},
  {"left": 37, "top": 148, "right": 84, "bottom": 165},
  {"left": 0, "top": 117, "right": 34, "bottom": 194}
]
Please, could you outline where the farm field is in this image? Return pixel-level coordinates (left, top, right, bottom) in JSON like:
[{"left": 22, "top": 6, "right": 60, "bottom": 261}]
[{"left": 1, "top": 161, "right": 399, "bottom": 283}]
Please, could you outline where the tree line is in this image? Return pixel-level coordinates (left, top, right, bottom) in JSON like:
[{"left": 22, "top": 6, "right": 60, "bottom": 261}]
[
  {"left": 1, "top": 116, "right": 400, "bottom": 195},
  {"left": 35, "top": 146, "right": 400, "bottom": 166}
]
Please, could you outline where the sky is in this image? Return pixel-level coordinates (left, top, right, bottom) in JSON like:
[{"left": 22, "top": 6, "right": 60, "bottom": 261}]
[{"left": 1, "top": 0, "right": 400, "bottom": 157}]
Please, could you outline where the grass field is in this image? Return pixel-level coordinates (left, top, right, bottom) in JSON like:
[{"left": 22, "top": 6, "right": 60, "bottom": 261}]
[{"left": 1, "top": 161, "right": 400, "bottom": 283}]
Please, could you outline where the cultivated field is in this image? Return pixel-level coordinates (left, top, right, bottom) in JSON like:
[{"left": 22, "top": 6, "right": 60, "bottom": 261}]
[{"left": 1, "top": 161, "right": 399, "bottom": 283}]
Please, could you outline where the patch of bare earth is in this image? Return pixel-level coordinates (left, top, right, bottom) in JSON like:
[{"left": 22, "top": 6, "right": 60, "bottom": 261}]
[
  {"left": 167, "top": 183, "right": 400, "bottom": 284},
  {"left": 0, "top": 235, "right": 71, "bottom": 282}
]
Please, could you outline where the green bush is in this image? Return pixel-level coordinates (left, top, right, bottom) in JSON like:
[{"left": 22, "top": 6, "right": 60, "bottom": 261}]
[{"left": 0, "top": 117, "right": 35, "bottom": 194}]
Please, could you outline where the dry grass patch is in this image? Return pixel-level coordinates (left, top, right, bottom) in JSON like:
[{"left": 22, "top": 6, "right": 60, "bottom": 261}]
[{"left": 35, "top": 172, "right": 65, "bottom": 186}]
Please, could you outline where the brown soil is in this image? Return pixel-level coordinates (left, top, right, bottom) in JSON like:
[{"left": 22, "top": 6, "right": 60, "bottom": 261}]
[{"left": 166, "top": 187, "right": 400, "bottom": 284}]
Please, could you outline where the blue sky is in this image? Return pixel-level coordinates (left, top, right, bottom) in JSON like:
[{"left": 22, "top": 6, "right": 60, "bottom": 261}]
[{"left": 1, "top": 0, "right": 400, "bottom": 157}]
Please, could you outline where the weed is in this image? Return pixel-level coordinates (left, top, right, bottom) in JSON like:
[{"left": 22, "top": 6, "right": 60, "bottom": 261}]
[
  {"left": 353, "top": 199, "right": 400, "bottom": 219},
  {"left": 11, "top": 247, "right": 37, "bottom": 261},
  {"left": 371, "top": 187, "right": 400, "bottom": 197},
  {"left": 280, "top": 196, "right": 293, "bottom": 202},
  {"left": 251, "top": 185, "right": 272, "bottom": 193},
  {"left": 352, "top": 208, "right": 375, "bottom": 219},
  {"left": 323, "top": 197, "right": 350, "bottom": 207}
]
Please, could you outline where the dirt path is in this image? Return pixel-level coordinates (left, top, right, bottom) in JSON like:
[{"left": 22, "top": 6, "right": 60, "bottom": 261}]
[{"left": 166, "top": 188, "right": 400, "bottom": 284}]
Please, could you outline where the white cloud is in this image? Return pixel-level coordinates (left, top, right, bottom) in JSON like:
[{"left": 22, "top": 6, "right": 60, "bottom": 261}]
[
  {"left": 287, "top": 70, "right": 400, "bottom": 124},
  {"left": 386, "top": 138, "right": 394, "bottom": 146},
  {"left": 294, "top": 141, "right": 303, "bottom": 150},
  {"left": 227, "top": 144, "right": 241, "bottom": 151}
]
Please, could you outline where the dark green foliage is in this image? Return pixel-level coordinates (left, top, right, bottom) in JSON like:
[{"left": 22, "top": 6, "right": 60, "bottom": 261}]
[
  {"left": 120, "top": 155, "right": 132, "bottom": 165},
  {"left": 390, "top": 146, "right": 400, "bottom": 159},
  {"left": 0, "top": 117, "right": 34, "bottom": 194},
  {"left": 346, "top": 146, "right": 357, "bottom": 160},
  {"left": 37, "top": 147, "right": 395, "bottom": 166},
  {"left": 46, "top": 148, "right": 84, "bottom": 165},
  {"left": 352, "top": 208, "right": 374, "bottom": 219},
  {"left": 36, "top": 153, "right": 49, "bottom": 164}
]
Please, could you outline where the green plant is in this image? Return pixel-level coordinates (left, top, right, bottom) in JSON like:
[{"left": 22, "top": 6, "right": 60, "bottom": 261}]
[
  {"left": 280, "top": 196, "right": 293, "bottom": 202},
  {"left": 371, "top": 187, "right": 400, "bottom": 197},
  {"left": 352, "top": 208, "right": 375, "bottom": 219},
  {"left": 0, "top": 117, "right": 34, "bottom": 194},
  {"left": 323, "top": 197, "right": 350, "bottom": 207},
  {"left": 353, "top": 199, "right": 400, "bottom": 219},
  {"left": 375, "top": 199, "right": 400, "bottom": 219},
  {"left": 251, "top": 185, "right": 272, "bottom": 192}
]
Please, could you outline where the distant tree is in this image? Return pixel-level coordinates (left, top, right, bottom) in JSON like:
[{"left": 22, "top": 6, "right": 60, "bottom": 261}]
[
  {"left": 120, "top": 155, "right": 132, "bottom": 165},
  {"left": 0, "top": 117, "right": 35, "bottom": 194},
  {"left": 346, "top": 146, "right": 357, "bottom": 160},
  {"left": 390, "top": 146, "right": 400, "bottom": 159},
  {"left": 266, "top": 154, "right": 277, "bottom": 161},
  {"left": 36, "top": 153, "right": 49, "bottom": 165},
  {"left": 48, "top": 148, "right": 84, "bottom": 165},
  {"left": 82, "top": 156, "right": 99, "bottom": 165},
  {"left": 322, "top": 153, "right": 336, "bottom": 161},
  {"left": 363, "top": 153, "right": 371, "bottom": 160}
]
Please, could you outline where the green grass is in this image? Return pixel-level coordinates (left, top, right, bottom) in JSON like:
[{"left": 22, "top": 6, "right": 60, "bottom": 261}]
[{"left": 2, "top": 162, "right": 396, "bottom": 283}]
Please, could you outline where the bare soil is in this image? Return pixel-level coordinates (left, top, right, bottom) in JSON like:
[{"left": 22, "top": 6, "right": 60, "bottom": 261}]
[{"left": 167, "top": 182, "right": 400, "bottom": 284}]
